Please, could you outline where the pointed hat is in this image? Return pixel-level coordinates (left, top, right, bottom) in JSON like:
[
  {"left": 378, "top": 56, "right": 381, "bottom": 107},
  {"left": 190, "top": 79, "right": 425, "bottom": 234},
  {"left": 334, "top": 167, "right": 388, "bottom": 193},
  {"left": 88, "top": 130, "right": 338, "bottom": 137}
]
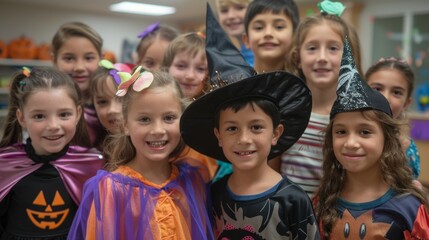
[
  {"left": 330, "top": 37, "right": 392, "bottom": 118},
  {"left": 180, "top": 3, "right": 312, "bottom": 162}
]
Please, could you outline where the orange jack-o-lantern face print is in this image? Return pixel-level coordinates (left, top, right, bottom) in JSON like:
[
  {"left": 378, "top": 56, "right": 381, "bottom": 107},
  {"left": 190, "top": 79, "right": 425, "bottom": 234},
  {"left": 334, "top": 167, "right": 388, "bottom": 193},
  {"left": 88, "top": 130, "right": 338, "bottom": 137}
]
[
  {"left": 331, "top": 209, "right": 391, "bottom": 239},
  {"left": 26, "top": 190, "right": 69, "bottom": 230}
]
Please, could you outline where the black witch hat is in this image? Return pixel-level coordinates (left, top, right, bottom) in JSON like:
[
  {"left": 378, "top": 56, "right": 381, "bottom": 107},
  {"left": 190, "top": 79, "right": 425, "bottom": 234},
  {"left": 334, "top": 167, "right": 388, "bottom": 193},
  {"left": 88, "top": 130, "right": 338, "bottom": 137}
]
[
  {"left": 180, "top": 3, "right": 312, "bottom": 162},
  {"left": 330, "top": 37, "right": 392, "bottom": 118}
]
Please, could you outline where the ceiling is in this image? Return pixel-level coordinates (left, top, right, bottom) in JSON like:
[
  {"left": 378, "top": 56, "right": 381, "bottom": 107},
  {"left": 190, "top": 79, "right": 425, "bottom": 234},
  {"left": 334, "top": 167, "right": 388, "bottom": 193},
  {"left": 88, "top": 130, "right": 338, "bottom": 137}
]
[{"left": 2, "top": 0, "right": 220, "bottom": 24}]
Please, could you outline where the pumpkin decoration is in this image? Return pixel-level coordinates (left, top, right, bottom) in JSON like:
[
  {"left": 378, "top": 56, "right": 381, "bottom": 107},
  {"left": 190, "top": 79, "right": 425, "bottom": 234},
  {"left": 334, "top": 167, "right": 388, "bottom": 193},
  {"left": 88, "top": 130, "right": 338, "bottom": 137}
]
[
  {"left": 36, "top": 43, "right": 52, "bottom": 60},
  {"left": 26, "top": 190, "right": 69, "bottom": 230},
  {"left": 0, "top": 40, "right": 7, "bottom": 58},
  {"left": 103, "top": 50, "right": 116, "bottom": 63},
  {"left": 8, "top": 36, "right": 37, "bottom": 60}
]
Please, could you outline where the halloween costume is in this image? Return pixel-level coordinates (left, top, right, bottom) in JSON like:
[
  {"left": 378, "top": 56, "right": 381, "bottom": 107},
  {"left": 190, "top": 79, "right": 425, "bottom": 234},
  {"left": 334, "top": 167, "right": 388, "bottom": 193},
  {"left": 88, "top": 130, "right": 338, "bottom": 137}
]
[
  {"left": 68, "top": 161, "right": 213, "bottom": 239},
  {"left": 181, "top": 4, "right": 318, "bottom": 239},
  {"left": 406, "top": 139, "right": 420, "bottom": 178},
  {"left": 328, "top": 189, "right": 429, "bottom": 239},
  {"left": 321, "top": 32, "right": 429, "bottom": 238},
  {"left": 84, "top": 105, "right": 104, "bottom": 147},
  {"left": 0, "top": 140, "right": 103, "bottom": 239}
]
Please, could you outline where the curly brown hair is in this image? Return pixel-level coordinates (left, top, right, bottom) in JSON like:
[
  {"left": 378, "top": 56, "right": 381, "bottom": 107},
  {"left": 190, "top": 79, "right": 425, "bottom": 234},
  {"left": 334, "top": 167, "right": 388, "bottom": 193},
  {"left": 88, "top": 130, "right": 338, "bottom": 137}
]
[{"left": 314, "top": 110, "right": 428, "bottom": 238}]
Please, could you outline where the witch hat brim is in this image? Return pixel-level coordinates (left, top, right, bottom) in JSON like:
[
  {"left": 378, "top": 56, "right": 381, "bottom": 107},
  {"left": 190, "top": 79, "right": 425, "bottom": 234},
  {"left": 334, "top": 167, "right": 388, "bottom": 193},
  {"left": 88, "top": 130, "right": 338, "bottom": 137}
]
[
  {"left": 180, "top": 71, "right": 311, "bottom": 162},
  {"left": 180, "top": 3, "right": 312, "bottom": 162}
]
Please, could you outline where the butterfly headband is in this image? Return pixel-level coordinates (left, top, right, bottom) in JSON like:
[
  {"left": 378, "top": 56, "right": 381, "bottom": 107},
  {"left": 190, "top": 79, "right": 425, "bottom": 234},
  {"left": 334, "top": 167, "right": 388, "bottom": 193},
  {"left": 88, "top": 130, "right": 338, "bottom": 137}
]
[
  {"left": 318, "top": 0, "right": 345, "bottom": 17},
  {"left": 137, "top": 21, "right": 160, "bottom": 39},
  {"left": 99, "top": 59, "right": 133, "bottom": 85},
  {"left": 115, "top": 66, "right": 154, "bottom": 97}
]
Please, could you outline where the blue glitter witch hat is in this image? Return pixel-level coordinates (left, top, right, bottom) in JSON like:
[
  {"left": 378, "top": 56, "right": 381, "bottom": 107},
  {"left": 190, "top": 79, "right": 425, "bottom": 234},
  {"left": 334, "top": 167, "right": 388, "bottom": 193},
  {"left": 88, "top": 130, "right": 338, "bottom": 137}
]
[{"left": 330, "top": 37, "right": 392, "bottom": 118}]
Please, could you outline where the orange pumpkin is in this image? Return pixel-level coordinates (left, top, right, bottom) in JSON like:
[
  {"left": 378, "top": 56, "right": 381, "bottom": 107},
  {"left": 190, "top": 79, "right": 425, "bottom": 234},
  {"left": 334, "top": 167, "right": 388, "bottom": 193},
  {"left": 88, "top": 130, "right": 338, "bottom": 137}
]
[
  {"left": 103, "top": 50, "right": 116, "bottom": 63},
  {"left": 0, "top": 40, "right": 7, "bottom": 58},
  {"left": 36, "top": 43, "right": 52, "bottom": 60},
  {"left": 8, "top": 36, "right": 37, "bottom": 60}
]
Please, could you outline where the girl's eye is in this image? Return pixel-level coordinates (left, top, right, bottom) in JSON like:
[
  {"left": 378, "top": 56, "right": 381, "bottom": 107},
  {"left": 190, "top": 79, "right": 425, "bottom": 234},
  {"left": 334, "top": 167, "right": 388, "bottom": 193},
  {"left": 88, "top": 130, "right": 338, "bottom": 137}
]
[
  {"left": 393, "top": 89, "right": 404, "bottom": 97},
  {"left": 164, "top": 115, "right": 178, "bottom": 123},
  {"left": 329, "top": 46, "right": 340, "bottom": 51},
  {"left": 96, "top": 100, "right": 108, "bottom": 106},
  {"left": 197, "top": 67, "right": 207, "bottom": 73},
  {"left": 372, "top": 86, "right": 382, "bottom": 91},
  {"left": 139, "top": 117, "right": 150, "bottom": 123},
  {"left": 60, "top": 112, "right": 72, "bottom": 118},
  {"left": 144, "top": 60, "right": 155, "bottom": 68},
  {"left": 360, "top": 129, "right": 372, "bottom": 136},
  {"left": 62, "top": 56, "right": 74, "bottom": 62},
  {"left": 334, "top": 129, "right": 346, "bottom": 135},
  {"left": 33, "top": 114, "right": 45, "bottom": 120}
]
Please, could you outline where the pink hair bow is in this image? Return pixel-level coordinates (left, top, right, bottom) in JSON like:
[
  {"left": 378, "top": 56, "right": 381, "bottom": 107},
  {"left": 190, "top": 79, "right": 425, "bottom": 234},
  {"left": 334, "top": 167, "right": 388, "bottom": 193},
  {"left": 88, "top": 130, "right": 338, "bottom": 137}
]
[{"left": 116, "top": 66, "right": 154, "bottom": 97}]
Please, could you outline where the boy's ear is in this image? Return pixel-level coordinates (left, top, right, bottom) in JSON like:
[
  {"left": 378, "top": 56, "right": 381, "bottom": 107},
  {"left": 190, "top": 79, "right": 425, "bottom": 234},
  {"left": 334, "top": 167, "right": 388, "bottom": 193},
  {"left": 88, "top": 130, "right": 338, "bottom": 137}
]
[
  {"left": 272, "top": 124, "right": 284, "bottom": 146},
  {"left": 16, "top": 109, "right": 26, "bottom": 128},
  {"left": 242, "top": 32, "right": 250, "bottom": 49},
  {"left": 214, "top": 128, "right": 222, "bottom": 147}
]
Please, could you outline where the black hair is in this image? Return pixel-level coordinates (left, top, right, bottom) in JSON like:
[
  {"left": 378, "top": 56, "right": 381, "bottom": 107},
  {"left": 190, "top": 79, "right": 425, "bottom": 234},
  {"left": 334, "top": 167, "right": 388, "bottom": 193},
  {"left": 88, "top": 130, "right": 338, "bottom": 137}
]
[
  {"left": 214, "top": 97, "right": 280, "bottom": 129},
  {"left": 244, "top": 0, "right": 300, "bottom": 35}
]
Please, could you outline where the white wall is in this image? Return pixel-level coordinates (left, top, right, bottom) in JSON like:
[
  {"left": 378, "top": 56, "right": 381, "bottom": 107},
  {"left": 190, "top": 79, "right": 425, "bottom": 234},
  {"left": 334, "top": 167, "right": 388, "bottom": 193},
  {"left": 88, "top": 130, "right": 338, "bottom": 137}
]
[
  {"left": 359, "top": 0, "right": 429, "bottom": 71},
  {"left": 0, "top": 2, "right": 180, "bottom": 60}
]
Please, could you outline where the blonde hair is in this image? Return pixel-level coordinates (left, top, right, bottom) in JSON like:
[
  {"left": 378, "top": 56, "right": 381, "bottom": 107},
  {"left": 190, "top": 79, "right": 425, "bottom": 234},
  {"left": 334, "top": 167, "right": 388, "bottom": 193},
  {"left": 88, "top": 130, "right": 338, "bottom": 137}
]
[
  {"left": 217, "top": 0, "right": 252, "bottom": 8},
  {"left": 161, "top": 32, "right": 210, "bottom": 96},
  {"left": 285, "top": 14, "right": 362, "bottom": 80},
  {"left": 51, "top": 22, "right": 103, "bottom": 62},
  {"left": 104, "top": 71, "right": 189, "bottom": 171}
]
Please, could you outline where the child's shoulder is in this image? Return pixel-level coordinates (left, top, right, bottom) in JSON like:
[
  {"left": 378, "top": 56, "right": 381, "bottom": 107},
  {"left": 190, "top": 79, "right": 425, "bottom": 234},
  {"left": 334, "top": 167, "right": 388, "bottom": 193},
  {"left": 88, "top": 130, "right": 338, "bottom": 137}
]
[{"left": 0, "top": 143, "right": 24, "bottom": 155}]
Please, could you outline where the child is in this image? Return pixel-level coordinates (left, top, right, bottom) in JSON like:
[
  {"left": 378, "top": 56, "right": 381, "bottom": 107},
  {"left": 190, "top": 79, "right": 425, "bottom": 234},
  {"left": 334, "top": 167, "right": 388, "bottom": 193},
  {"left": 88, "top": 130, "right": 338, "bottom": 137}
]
[
  {"left": 68, "top": 69, "right": 213, "bottom": 239},
  {"left": 215, "top": 0, "right": 254, "bottom": 66},
  {"left": 274, "top": 0, "right": 362, "bottom": 197},
  {"left": 161, "top": 32, "right": 209, "bottom": 100},
  {"left": 365, "top": 57, "right": 421, "bottom": 179},
  {"left": 242, "top": 0, "right": 299, "bottom": 73},
  {"left": 52, "top": 21, "right": 104, "bottom": 148},
  {"left": 180, "top": 4, "right": 319, "bottom": 239},
  {"left": 89, "top": 59, "right": 132, "bottom": 150},
  {"left": 314, "top": 37, "right": 429, "bottom": 239},
  {"left": 136, "top": 22, "right": 178, "bottom": 70},
  {"left": 0, "top": 67, "right": 103, "bottom": 238}
]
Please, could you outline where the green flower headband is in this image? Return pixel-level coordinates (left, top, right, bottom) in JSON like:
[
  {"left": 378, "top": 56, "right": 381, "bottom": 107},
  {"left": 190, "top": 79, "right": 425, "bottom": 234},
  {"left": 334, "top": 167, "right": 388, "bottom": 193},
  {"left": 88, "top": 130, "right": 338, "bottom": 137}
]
[{"left": 318, "top": 0, "right": 346, "bottom": 17}]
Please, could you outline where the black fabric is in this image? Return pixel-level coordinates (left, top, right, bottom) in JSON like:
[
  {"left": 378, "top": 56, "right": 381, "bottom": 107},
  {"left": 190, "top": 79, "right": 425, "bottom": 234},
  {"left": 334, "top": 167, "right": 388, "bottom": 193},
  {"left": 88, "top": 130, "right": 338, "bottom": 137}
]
[
  {"left": 24, "top": 138, "right": 68, "bottom": 165},
  {"left": 205, "top": 3, "right": 257, "bottom": 84},
  {"left": 181, "top": 71, "right": 311, "bottom": 162},
  {"left": 330, "top": 37, "right": 392, "bottom": 118},
  {"left": 1, "top": 166, "right": 77, "bottom": 239},
  {"left": 180, "top": 4, "right": 312, "bottom": 162}
]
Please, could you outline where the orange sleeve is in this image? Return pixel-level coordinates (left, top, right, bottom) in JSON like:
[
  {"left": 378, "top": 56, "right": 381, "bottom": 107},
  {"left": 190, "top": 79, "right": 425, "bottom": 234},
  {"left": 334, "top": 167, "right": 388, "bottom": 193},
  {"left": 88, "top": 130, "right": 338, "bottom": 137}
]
[{"left": 175, "top": 146, "right": 218, "bottom": 182}]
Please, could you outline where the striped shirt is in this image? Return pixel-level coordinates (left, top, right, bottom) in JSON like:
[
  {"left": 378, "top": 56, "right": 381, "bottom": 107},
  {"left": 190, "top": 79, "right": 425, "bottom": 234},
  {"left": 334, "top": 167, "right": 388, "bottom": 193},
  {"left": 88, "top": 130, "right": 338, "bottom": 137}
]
[{"left": 280, "top": 112, "right": 329, "bottom": 198}]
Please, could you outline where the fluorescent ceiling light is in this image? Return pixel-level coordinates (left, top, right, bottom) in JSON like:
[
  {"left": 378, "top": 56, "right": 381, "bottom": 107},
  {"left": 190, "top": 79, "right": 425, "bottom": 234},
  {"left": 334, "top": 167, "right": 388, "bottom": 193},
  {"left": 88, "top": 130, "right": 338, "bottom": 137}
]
[{"left": 110, "top": 1, "right": 176, "bottom": 16}]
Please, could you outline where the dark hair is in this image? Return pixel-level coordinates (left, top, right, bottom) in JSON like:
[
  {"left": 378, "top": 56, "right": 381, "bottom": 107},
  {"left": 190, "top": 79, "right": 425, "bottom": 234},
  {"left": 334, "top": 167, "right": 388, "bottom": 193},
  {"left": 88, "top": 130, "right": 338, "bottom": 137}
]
[
  {"left": 365, "top": 58, "right": 415, "bottom": 99},
  {"left": 314, "top": 110, "right": 428, "bottom": 238},
  {"left": 244, "top": 0, "right": 300, "bottom": 35},
  {"left": 0, "top": 67, "right": 90, "bottom": 148},
  {"left": 214, "top": 97, "right": 280, "bottom": 129},
  {"left": 52, "top": 22, "right": 103, "bottom": 61},
  {"left": 285, "top": 14, "right": 363, "bottom": 79},
  {"left": 104, "top": 70, "right": 189, "bottom": 171}
]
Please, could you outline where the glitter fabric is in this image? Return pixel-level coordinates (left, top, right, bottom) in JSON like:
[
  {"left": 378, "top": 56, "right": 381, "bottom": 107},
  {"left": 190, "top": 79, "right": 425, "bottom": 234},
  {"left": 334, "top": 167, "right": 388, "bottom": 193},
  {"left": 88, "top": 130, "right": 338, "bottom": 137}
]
[{"left": 330, "top": 37, "right": 392, "bottom": 118}]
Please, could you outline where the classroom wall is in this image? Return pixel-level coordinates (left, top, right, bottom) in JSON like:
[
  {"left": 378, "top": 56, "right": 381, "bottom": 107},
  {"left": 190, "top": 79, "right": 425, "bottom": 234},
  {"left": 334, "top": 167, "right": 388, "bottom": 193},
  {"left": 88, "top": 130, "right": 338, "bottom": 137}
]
[
  {"left": 359, "top": 0, "right": 429, "bottom": 71},
  {"left": 0, "top": 2, "right": 180, "bottom": 60}
]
